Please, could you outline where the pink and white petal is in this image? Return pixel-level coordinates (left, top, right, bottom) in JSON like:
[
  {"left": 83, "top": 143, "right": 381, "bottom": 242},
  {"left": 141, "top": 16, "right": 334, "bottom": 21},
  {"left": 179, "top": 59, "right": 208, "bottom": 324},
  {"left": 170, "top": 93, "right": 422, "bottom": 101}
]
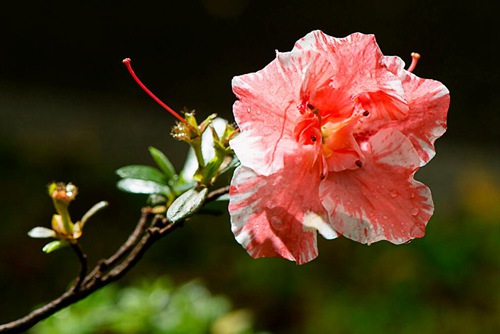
[
  {"left": 355, "top": 90, "right": 409, "bottom": 121},
  {"left": 399, "top": 75, "right": 450, "bottom": 165},
  {"left": 299, "top": 51, "right": 337, "bottom": 102},
  {"left": 295, "top": 31, "right": 408, "bottom": 121},
  {"left": 382, "top": 55, "right": 450, "bottom": 165},
  {"left": 230, "top": 134, "right": 299, "bottom": 177},
  {"left": 310, "top": 85, "right": 354, "bottom": 119},
  {"left": 320, "top": 128, "right": 433, "bottom": 244},
  {"left": 293, "top": 31, "right": 383, "bottom": 75},
  {"left": 229, "top": 149, "right": 334, "bottom": 264},
  {"left": 382, "top": 55, "right": 407, "bottom": 81},
  {"left": 232, "top": 50, "right": 329, "bottom": 175}
]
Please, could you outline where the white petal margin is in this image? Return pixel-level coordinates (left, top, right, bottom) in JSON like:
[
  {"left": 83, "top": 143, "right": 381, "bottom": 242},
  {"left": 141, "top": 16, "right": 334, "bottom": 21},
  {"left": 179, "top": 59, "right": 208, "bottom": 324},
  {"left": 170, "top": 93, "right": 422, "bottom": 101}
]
[
  {"left": 302, "top": 211, "right": 338, "bottom": 239},
  {"left": 382, "top": 55, "right": 450, "bottom": 166},
  {"left": 229, "top": 146, "right": 328, "bottom": 265},
  {"left": 201, "top": 117, "right": 228, "bottom": 163},
  {"left": 320, "top": 128, "right": 434, "bottom": 245}
]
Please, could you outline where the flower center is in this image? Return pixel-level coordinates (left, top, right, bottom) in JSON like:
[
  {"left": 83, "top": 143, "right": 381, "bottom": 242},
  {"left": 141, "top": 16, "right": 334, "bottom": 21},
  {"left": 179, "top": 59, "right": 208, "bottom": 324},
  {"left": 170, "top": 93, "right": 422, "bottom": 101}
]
[
  {"left": 294, "top": 97, "right": 368, "bottom": 176},
  {"left": 294, "top": 104, "right": 323, "bottom": 146}
]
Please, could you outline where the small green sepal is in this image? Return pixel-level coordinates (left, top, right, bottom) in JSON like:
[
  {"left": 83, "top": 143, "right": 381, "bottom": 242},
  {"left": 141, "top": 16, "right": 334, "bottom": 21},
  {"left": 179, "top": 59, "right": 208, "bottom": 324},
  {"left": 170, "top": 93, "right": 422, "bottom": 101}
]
[{"left": 42, "top": 240, "right": 69, "bottom": 254}]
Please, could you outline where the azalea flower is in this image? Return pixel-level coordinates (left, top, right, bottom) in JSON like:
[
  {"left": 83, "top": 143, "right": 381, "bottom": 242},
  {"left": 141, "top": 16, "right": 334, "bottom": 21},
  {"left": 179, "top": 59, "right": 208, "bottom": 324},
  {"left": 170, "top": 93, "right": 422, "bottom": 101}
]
[{"left": 228, "top": 30, "right": 450, "bottom": 264}]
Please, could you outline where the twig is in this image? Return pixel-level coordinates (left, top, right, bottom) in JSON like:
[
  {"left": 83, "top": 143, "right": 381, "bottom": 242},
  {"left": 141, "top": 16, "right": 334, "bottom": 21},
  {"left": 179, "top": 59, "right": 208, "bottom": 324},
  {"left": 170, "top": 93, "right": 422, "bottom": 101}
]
[
  {"left": 83, "top": 207, "right": 153, "bottom": 287},
  {"left": 206, "top": 185, "right": 230, "bottom": 203},
  {"left": 69, "top": 242, "right": 87, "bottom": 291},
  {"left": 0, "top": 185, "right": 230, "bottom": 333}
]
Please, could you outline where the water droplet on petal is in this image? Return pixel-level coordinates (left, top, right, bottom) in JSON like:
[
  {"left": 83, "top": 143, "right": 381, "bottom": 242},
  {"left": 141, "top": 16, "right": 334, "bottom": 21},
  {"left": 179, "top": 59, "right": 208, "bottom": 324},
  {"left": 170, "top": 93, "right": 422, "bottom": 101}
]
[
  {"left": 382, "top": 215, "right": 389, "bottom": 220},
  {"left": 390, "top": 190, "right": 398, "bottom": 198},
  {"left": 411, "top": 207, "right": 420, "bottom": 216},
  {"left": 270, "top": 216, "right": 284, "bottom": 230},
  {"left": 410, "top": 192, "right": 415, "bottom": 198},
  {"left": 246, "top": 108, "right": 251, "bottom": 113},
  {"left": 256, "top": 110, "right": 262, "bottom": 115},
  {"left": 272, "top": 176, "right": 284, "bottom": 186},
  {"left": 267, "top": 201, "right": 275, "bottom": 209}
]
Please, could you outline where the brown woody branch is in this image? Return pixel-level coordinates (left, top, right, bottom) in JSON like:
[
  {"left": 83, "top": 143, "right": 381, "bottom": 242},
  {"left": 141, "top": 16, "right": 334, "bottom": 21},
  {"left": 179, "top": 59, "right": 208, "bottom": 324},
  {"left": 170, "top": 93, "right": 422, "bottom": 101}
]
[{"left": 0, "top": 186, "right": 229, "bottom": 333}]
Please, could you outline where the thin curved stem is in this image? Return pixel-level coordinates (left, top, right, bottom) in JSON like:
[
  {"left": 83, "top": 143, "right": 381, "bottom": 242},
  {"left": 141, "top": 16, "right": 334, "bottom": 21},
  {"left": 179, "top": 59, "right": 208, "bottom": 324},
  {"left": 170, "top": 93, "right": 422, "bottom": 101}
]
[
  {"left": 69, "top": 242, "right": 87, "bottom": 291},
  {"left": 0, "top": 185, "right": 230, "bottom": 334},
  {"left": 83, "top": 207, "right": 153, "bottom": 286}
]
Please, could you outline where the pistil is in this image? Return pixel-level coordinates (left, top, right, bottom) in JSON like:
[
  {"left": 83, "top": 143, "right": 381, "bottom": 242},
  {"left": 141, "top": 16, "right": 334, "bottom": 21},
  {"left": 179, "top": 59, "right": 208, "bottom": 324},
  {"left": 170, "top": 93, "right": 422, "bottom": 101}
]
[
  {"left": 407, "top": 52, "right": 421, "bottom": 73},
  {"left": 122, "top": 58, "right": 189, "bottom": 127}
]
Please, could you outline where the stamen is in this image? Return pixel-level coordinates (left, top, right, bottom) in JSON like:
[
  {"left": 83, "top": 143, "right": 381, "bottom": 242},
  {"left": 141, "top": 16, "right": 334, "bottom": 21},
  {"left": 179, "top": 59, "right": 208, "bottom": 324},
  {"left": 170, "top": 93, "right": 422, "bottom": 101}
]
[
  {"left": 122, "top": 58, "right": 189, "bottom": 126},
  {"left": 227, "top": 127, "right": 240, "bottom": 141},
  {"left": 311, "top": 135, "right": 317, "bottom": 142},
  {"left": 407, "top": 52, "right": 420, "bottom": 73}
]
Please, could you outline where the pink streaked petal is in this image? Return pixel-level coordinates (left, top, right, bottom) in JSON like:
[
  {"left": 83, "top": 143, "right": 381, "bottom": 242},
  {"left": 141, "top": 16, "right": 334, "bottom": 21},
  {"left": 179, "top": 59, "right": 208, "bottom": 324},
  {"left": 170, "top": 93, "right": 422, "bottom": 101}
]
[
  {"left": 399, "top": 76, "right": 450, "bottom": 165},
  {"left": 295, "top": 31, "right": 408, "bottom": 118},
  {"left": 310, "top": 85, "right": 354, "bottom": 119},
  {"left": 382, "top": 55, "right": 450, "bottom": 165},
  {"left": 320, "top": 128, "right": 433, "bottom": 244},
  {"left": 293, "top": 31, "right": 383, "bottom": 74},
  {"left": 356, "top": 90, "right": 409, "bottom": 120},
  {"left": 229, "top": 149, "right": 334, "bottom": 265},
  {"left": 295, "top": 32, "right": 396, "bottom": 83},
  {"left": 382, "top": 55, "right": 407, "bottom": 80},
  {"left": 230, "top": 133, "right": 298, "bottom": 177},
  {"left": 299, "top": 51, "right": 337, "bottom": 102},
  {"left": 232, "top": 50, "right": 332, "bottom": 176}
]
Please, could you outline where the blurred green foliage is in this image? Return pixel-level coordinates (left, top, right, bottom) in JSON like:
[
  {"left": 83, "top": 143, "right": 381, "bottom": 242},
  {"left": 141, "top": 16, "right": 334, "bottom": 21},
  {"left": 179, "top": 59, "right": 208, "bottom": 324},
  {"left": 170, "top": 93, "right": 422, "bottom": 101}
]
[{"left": 30, "top": 277, "right": 263, "bottom": 334}]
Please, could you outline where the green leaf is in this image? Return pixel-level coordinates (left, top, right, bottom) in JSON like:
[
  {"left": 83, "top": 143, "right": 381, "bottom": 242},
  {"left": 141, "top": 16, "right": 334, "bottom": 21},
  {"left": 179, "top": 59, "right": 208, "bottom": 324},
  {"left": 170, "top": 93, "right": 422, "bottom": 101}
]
[
  {"left": 116, "top": 165, "right": 167, "bottom": 184},
  {"left": 149, "top": 146, "right": 177, "bottom": 180},
  {"left": 117, "top": 179, "right": 172, "bottom": 196},
  {"left": 167, "top": 187, "right": 208, "bottom": 224},
  {"left": 42, "top": 240, "right": 68, "bottom": 253}
]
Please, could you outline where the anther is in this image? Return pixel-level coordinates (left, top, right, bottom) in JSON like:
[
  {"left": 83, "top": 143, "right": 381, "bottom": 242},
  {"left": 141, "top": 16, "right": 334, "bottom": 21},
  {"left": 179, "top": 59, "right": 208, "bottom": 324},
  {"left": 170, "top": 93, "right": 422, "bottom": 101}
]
[
  {"left": 307, "top": 103, "right": 315, "bottom": 110},
  {"left": 407, "top": 52, "right": 420, "bottom": 73},
  {"left": 122, "top": 58, "right": 189, "bottom": 126},
  {"left": 311, "top": 135, "right": 317, "bottom": 142},
  {"left": 362, "top": 110, "right": 370, "bottom": 117},
  {"left": 355, "top": 160, "right": 363, "bottom": 168}
]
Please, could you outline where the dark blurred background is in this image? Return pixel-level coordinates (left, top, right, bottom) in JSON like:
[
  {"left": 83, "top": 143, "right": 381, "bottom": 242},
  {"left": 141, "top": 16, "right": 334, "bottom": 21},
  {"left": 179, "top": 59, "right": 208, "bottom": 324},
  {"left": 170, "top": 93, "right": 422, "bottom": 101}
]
[{"left": 0, "top": 0, "right": 498, "bottom": 333}]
